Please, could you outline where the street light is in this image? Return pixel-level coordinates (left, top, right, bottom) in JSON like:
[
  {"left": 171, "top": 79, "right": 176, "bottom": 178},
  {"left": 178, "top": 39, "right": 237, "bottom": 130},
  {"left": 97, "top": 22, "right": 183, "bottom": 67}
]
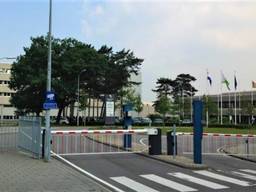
[
  {"left": 44, "top": 0, "right": 52, "bottom": 162},
  {"left": 77, "top": 69, "right": 87, "bottom": 126}
]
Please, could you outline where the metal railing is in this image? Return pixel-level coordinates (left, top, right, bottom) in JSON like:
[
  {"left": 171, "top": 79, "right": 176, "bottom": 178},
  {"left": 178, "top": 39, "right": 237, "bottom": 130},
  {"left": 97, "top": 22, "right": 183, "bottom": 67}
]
[
  {"left": 0, "top": 127, "right": 18, "bottom": 151},
  {"left": 51, "top": 129, "right": 156, "bottom": 155},
  {"left": 176, "top": 133, "right": 256, "bottom": 157},
  {"left": 18, "top": 116, "right": 42, "bottom": 158}
]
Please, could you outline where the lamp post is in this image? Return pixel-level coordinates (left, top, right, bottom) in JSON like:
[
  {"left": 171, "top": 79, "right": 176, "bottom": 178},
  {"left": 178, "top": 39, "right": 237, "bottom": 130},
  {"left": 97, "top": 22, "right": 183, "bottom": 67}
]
[
  {"left": 44, "top": 0, "right": 52, "bottom": 162},
  {"left": 77, "top": 69, "right": 87, "bottom": 126}
]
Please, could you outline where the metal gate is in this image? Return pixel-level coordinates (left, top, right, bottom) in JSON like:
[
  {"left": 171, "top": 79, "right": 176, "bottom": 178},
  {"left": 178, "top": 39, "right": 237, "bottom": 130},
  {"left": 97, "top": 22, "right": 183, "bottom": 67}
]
[
  {"left": 176, "top": 132, "right": 256, "bottom": 157},
  {"left": 51, "top": 129, "right": 157, "bottom": 155},
  {"left": 0, "top": 126, "right": 18, "bottom": 151},
  {"left": 18, "top": 116, "right": 42, "bottom": 158}
]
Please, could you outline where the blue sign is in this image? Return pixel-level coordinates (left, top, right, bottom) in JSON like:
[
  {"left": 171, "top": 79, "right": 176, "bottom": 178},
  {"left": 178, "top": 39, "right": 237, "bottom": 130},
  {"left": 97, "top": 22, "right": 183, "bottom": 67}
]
[
  {"left": 43, "top": 91, "right": 57, "bottom": 110},
  {"left": 45, "top": 91, "right": 56, "bottom": 103},
  {"left": 43, "top": 102, "right": 57, "bottom": 110}
]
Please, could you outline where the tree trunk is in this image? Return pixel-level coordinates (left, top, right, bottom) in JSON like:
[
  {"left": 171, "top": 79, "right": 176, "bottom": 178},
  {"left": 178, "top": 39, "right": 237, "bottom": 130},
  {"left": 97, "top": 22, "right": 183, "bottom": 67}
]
[
  {"left": 97, "top": 98, "right": 99, "bottom": 119},
  {"left": 88, "top": 97, "right": 91, "bottom": 119},
  {"left": 56, "top": 107, "right": 63, "bottom": 124},
  {"left": 92, "top": 98, "right": 95, "bottom": 120}
]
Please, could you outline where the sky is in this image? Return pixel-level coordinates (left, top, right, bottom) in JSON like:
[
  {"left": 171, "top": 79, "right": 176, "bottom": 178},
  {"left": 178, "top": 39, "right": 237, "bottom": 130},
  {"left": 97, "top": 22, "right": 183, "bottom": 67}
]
[{"left": 1, "top": 0, "right": 256, "bottom": 102}]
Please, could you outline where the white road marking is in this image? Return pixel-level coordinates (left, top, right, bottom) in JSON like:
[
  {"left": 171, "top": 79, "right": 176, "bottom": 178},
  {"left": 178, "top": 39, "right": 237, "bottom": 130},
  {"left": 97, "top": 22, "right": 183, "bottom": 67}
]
[
  {"left": 140, "top": 174, "right": 197, "bottom": 192},
  {"left": 169, "top": 172, "right": 229, "bottom": 189},
  {"left": 240, "top": 169, "right": 256, "bottom": 175},
  {"left": 194, "top": 170, "right": 251, "bottom": 186},
  {"left": 54, "top": 151, "right": 136, "bottom": 156},
  {"left": 233, "top": 171, "right": 256, "bottom": 181},
  {"left": 110, "top": 176, "right": 159, "bottom": 192},
  {"left": 51, "top": 151, "right": 124, "bottom": 192},
  {"left": 139, "top": 138, "right": 147, "bottom": 146}
]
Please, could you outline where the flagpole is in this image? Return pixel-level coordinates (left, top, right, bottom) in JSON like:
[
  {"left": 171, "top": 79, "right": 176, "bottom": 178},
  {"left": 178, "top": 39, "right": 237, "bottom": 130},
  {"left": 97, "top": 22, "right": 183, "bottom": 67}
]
[
  {"left": 190, "top": 86, "right": 193, "bottom": 122},
  {"left": 206, "top": 69, "right": 209, "bottom": 128},
  {"left": 217, "top": 94, "right": 220, "bottom": 124},
  {"left": 229, "top": 92, "right": 231, "bottom": 124},
  {"left": 239, "top": 91, "right": 241, "bottom": 123},
  {"left": 234, "top": 71, "right": 237, "bottom": 125},
  {"left": 220, "top": 71, "right": 223, "bottom": 125},
  {"left": 251, "top": 90, "right": 254, "bottom": 124}
]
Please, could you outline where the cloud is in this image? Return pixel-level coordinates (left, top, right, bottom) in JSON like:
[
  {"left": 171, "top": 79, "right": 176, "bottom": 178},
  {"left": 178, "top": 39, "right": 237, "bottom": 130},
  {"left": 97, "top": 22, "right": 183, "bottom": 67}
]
[{"left": 81, "top": 1, "right": 256, "bottom": 101}]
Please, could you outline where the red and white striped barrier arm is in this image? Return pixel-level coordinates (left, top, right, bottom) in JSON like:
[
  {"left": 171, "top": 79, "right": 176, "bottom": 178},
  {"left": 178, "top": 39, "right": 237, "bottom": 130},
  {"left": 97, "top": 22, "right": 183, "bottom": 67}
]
[
  {"left": 176, "top": 132, "right": 256, "bottom": 137},
  {"left": 51, "top": 129, "right": 158, "bottom": 135}
]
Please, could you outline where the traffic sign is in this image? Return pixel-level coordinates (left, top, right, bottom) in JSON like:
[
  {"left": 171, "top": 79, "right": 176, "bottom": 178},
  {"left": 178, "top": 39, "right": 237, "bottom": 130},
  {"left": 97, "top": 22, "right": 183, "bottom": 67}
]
[{"left": 43, "top": 102, "right": 57, "bottom": 110}]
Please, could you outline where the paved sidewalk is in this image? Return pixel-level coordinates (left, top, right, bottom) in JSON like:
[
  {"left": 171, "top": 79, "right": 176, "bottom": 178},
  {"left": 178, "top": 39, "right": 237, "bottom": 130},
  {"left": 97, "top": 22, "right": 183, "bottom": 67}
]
[{"left": 0, "top": 151, "right": 110, "bottom": 192}]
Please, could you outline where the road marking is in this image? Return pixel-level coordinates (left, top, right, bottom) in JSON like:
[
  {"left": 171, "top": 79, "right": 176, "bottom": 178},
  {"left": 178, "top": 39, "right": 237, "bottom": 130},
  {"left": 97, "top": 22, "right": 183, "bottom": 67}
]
[
  {"left": 168, "top": 172, "right": 229, "bottom": 189},
  {"left": 240, "top": 169, "right": 256, "bottom": 175},
  {"left": 233, "top": 171, "right": 256, "bottom": 181},
  {"left": 54, "top": 151, "right": 136, "bottom": 156},
  {"left": 140, "top": 174, "right": 197, "bottom": 192},
  {"left": 194, "top": 170, "right": 251, "bottom": 186},
  {"left": 51, "top": 151, "right": 124, "bottom": 192},
  {"left": 110, "top": 176, "right": 159, "bottom": 192},
  {"left": 139, "top": 138, "right": 147, "bottom": 146}
]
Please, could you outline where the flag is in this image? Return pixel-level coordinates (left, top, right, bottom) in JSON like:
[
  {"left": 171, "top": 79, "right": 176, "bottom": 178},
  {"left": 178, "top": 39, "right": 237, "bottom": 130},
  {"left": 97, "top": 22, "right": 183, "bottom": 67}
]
[
  {"left": 234, "top": 75, "right": 237, "bottom": 90},
  {"left": 252, "top": 81, "right": 256, "bottom": 88},
  {"left": 221, "top": 72, "right": 230, "bottom": 90},
  {"left": 207, "top": 72, "right": 212, "bottom": 86}
]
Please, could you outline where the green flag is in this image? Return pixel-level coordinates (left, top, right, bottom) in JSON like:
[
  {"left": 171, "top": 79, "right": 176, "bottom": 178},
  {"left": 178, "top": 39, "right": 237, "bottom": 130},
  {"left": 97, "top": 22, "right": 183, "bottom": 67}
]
[{"left": 221, "top": 72, "right": 230, "bottom": 90}]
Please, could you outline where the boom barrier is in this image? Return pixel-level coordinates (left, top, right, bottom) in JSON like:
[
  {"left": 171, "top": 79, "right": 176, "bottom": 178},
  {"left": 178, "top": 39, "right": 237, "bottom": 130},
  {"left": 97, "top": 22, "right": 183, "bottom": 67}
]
[{"left": 51, "top": 129, "right": 157, "bottom": 155}]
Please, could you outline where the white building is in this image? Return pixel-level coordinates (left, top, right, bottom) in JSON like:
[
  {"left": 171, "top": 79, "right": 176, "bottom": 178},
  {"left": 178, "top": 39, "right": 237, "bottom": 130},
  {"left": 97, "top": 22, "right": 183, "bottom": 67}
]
[{"left": 0, "top": 63, "right": 16, "bottom": 120}]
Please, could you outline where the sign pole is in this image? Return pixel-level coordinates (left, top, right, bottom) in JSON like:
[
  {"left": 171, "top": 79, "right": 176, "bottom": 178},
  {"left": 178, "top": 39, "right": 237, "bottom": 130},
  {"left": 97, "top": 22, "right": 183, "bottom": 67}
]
[{"left": 44, "top": 0, "right": 52, "bottom": 162}]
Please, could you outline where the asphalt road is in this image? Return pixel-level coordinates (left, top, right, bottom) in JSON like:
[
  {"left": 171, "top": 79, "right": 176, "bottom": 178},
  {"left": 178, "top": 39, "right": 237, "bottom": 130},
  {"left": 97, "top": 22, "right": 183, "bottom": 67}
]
[{"left": 62, "top": 153, "right": 256, "bottom": 192}]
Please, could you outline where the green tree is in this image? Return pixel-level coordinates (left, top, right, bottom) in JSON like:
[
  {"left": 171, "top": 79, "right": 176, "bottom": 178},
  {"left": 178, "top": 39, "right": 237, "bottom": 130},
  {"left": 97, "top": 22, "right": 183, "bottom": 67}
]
[
  {"left": 122, "top": 88, "right": 143, "bottom": 116},
  {"left": 154, "top": 95, "right": 172, "bottom": 124},
  {"left": 9, "top": 36, "right": 100, "bottom": 120},
  {"left": 172, "top": 74, "right": 197, "bottom": 120}
]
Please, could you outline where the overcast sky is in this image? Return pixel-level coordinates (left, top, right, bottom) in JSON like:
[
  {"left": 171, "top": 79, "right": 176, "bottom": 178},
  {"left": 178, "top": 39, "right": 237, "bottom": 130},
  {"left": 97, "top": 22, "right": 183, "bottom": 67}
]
[{"left": 1, "top": 0, "right": 256, "bottom": 102}]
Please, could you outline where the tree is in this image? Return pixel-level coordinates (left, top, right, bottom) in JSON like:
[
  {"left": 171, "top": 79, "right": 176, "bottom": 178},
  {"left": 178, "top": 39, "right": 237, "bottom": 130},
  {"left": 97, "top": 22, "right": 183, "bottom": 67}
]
[
  {"left": 9, "top": 36, "right": 100, "bottom": 120},
  {"left": 202, "top": 95, "right": 218, "bottom": 123},
  {"left": 122, "top": 88, "right": 143, "bottom": 116},
  {"left": 154, "top": 95, "right": 172, "bottom": 124},
  {"left": 9, "top": 36, "right": 143, "bottom": 123},
  {"left": 172, "top": 74, "right": 197, "bottom": 120},
  {"left": 152, "top": 78, "right": 174, "bottom": 98}
]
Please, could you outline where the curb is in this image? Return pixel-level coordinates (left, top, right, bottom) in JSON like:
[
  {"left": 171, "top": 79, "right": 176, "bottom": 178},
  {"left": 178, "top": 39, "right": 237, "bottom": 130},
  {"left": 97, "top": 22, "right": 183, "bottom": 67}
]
[
  {"left": 138, "top": 152, "right": 208, "bottom": 170},
  {"left": 220, "top": 148, "right": 256, "bottom": 163}
]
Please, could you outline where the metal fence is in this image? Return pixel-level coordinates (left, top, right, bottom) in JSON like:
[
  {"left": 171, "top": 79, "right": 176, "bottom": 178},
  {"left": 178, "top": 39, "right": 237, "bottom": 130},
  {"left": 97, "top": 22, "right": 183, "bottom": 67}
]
[
  {"left": 51, "top": 129, "right": 154, "bottom": 155},
  {"left": 176, "top": 133, "right": 256, "bottom": 157},
  {"left": 0, "top": 127, "right": 18, "bottom": 151},
  {"left": 18, "top": 116, "right": 42, "bottom": 158}
]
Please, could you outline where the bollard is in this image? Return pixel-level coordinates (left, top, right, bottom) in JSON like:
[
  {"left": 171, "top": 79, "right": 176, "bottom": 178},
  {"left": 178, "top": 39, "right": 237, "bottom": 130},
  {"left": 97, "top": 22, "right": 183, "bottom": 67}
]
[
  {"left": 123, "top": 104, "right": 133, "bottom": 149},
  {"left": 167, "top": 131, "right": 177, "bottom": 156},
  {"left": 149, "top": 128, "right": 162, "bottom": 155},
  {"left": 193, "top": 100, "right": 203, "bottom": 164}
]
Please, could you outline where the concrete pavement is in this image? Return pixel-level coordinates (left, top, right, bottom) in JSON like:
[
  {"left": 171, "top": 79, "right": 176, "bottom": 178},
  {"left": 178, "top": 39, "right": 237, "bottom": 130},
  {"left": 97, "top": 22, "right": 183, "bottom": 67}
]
[{"left": 0, "top": 151, "right": 110, "bottom": 192}]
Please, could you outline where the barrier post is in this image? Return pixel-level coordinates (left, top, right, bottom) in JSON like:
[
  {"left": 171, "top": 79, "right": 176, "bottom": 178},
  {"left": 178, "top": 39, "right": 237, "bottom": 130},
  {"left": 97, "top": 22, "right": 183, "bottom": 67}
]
[
  {"left": 193, "top": 100, "right": 203, "bottom": 164},
  {"left": 123, "top": 104, "right": 133, "bottom": 149},
  {"left": 149, "top": 128, "right": 162, "bottom": 155}
]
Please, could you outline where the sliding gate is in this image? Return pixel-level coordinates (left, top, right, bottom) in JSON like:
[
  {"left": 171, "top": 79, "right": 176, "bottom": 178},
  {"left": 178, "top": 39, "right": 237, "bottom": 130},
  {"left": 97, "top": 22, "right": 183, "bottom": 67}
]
[{"left": 51, "top": 129, "right": 157, "bottom": 155}]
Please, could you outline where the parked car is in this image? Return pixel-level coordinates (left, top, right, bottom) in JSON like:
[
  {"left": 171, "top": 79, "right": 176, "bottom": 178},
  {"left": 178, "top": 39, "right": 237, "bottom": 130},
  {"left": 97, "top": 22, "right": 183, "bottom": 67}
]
[
  {"left": 141, "top": 117, "right": 152, "bottom": 125},
  {"left": 50, "top": 117, "right": 69, "bottom": 125},
  {"left": 152, "top": 118, "right": 164, "bottom": 125},
  {"left": 181, "top": 119, "right": 193, "bottom": 125},
  {"left": 132, "top": 117, "right": 142, "bottom": 125}
]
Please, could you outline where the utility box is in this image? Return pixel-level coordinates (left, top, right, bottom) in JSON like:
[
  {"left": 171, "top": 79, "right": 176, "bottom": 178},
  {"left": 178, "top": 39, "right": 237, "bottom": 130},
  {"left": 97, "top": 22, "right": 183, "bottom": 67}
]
[
  {"left": 149, "top": 128, "right": 161, "bottom": 155},
  {"left": 167, "top": 131, "right": 177, "bottom": 155}
]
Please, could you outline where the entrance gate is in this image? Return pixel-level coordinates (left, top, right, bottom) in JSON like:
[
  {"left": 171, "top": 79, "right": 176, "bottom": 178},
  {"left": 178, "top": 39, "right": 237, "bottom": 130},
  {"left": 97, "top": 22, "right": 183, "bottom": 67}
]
[{"left": 51, "top": 129, "right": 157, "bottom": 155}]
